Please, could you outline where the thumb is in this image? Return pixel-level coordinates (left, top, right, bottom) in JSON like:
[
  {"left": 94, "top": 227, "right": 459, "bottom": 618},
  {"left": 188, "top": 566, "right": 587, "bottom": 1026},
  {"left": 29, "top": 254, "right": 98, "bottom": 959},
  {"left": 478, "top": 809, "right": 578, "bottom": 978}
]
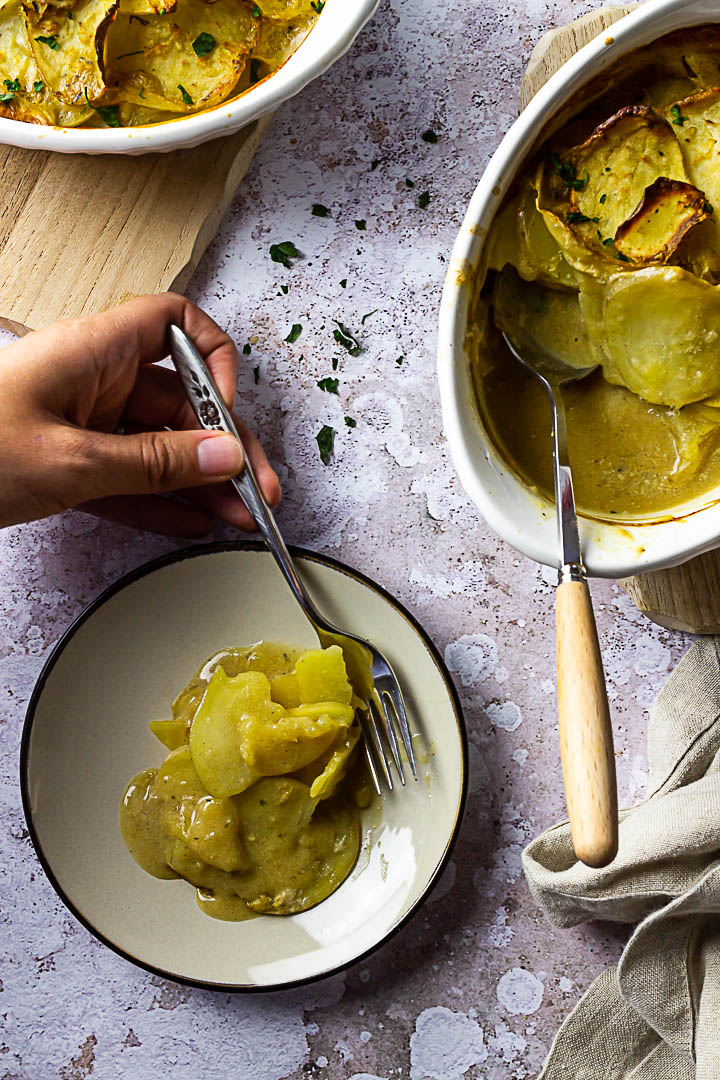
[{"left": 77, "top": 428, "right": 245, "bottom": 500}]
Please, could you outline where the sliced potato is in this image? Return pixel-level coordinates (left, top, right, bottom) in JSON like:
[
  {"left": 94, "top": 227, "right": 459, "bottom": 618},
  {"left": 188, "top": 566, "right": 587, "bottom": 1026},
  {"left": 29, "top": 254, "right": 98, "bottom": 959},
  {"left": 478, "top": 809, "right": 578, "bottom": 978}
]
[
  {"left": 189, "top": 667, "right": 263, "bottom": 797},
  {"left": 119, "top": 0, "right": 177, "bottom": 14},
  {"left": 295, "top": 645, "right": 353, "bottom": 706},
  {"left": 567, "top": 105, "right": 689, "bottom": 237},
  {"left": 269, "top": 671, "right": 302, "bottom": 708},
  {"left": 24, "top": 0, "right": 118, "bottom": 105},
  {"left": 0, "top": 0, "right": 91, "bottom": 123},
  {"left": 104, "top": 0, "right": 257, "bottom": 113},
  {"left": 614, "top": 177, "right": 709, "bottom": 262},
  {"left": 148, "top": 718, "right": 187, "bottom": 749},
  {"left": 251, "top": 9, "right": 313, "bottom": 65},
  {"left": 604, "top": 266, "right": 720, "bottom": 407},
  {"left": 309, "top": 725, "right": 361, "bottom": 801}
]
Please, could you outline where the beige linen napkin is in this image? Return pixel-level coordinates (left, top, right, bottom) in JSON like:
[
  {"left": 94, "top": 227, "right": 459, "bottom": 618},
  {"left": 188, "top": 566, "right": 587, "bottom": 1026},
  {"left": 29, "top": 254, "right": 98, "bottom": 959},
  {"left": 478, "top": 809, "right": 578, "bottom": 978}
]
[{"left": 523, "top": 637, "right": 720, "bottom": 1080}]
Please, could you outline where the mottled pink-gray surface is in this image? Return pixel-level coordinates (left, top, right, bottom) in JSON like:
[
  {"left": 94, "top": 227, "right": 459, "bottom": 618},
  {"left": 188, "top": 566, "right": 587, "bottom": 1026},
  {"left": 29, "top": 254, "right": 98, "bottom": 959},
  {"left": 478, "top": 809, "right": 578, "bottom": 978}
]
[{"left": 0, "top": 2, "right": 690, "bottom": 1077}]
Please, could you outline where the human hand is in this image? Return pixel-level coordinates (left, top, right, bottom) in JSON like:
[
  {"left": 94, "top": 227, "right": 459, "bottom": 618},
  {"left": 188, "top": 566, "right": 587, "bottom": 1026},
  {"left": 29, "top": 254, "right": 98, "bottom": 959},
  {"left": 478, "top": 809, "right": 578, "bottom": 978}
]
[{"left": 0, "top": 293, "right": 280, "bottom": 536}]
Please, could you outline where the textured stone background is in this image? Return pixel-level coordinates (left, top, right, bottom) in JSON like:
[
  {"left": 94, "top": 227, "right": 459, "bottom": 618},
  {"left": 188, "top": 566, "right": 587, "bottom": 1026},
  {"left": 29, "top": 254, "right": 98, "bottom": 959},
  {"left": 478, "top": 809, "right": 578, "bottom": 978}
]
[{"left": 0, "top": 1, "right": 692, "bottom": 1077}]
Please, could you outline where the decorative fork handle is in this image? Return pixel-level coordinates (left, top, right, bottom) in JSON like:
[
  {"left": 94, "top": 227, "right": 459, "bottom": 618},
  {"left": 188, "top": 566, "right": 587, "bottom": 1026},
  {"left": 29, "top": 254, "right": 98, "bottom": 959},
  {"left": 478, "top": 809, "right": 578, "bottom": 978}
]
[{"left": 167, "top": 325, "right": 324, "bottom": 630}]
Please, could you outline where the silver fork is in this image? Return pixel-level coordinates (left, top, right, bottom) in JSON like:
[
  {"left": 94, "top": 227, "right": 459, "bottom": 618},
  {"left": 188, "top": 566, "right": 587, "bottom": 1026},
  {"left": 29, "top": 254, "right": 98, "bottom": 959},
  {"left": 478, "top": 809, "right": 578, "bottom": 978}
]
[{"left": 168, "top": 324, "right": 417, "bottom": 794}]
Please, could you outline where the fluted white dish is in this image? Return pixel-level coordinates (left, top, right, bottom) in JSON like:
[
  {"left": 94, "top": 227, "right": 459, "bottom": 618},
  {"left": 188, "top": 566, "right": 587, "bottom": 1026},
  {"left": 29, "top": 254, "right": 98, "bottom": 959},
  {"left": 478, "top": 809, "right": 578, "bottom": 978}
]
[{"left": 0, "top": 0, "right": 378, "bottom": 154}]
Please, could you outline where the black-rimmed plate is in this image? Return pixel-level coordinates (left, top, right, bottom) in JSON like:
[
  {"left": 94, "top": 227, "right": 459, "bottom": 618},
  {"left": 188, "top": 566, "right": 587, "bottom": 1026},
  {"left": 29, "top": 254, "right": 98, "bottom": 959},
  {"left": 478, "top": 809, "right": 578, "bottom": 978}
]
[{"left": 22, "top": 542, "right": 466, "bottom": 990}]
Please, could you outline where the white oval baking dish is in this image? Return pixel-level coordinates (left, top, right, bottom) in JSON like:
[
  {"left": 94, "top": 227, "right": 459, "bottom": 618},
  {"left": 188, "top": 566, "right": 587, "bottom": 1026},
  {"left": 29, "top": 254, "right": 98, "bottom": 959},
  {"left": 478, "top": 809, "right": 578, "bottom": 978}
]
[{"left": 438, "top": 0, "right": 720, "bottom": 579}]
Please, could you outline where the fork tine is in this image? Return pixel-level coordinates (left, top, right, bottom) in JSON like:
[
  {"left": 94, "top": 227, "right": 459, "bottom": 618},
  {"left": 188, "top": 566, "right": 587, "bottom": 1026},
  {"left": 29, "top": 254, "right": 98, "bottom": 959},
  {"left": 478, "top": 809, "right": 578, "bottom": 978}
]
[
  {"left": 369, "top": 696, "right": 401, "bottom": 788},
  {"left": 360, "top": 725, "right": 382, "bottom": 796},
  {"left": 379, "top": 692, "right": 406, "bottom": 784},
  {"left": 388, "top": 686, "right": 418, "bottom": 779},
  {"left": 362, "top": 703, "right": 393, "bottom": 791}
]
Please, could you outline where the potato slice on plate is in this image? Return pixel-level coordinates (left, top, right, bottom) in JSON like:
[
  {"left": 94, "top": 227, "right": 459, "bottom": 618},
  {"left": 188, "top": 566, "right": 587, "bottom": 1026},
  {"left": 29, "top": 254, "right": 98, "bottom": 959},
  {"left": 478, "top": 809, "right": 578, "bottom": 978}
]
[
  {"left": 614, "top": 177, "right": 710, "bottom": 262},
  {"left": 24, "top": 0, "right": 118, "bottom": 104},
  {"left": 604, "top": 266, "right": 720, "bottom": 407},
  {"left": 119, "top": 0, "right": 177, "bottom": 14},
  {"left": 0, "top": 0, "right": 91, "bottom": 123},
  {"left": 104, "top": 0, "right": 257, "bottom": 113}
]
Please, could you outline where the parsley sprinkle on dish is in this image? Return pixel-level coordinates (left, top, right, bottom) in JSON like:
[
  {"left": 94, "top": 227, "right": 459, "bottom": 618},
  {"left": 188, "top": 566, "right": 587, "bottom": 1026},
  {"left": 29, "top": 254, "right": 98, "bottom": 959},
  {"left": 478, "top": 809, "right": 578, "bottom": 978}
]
[
  {"left": 361, "top": 309, "right": 379, "bottom": 324},
  {"left": 242, "top": 343, "right": 251, "bottom": 355},
  {"left": 312, "top": 203, "right": 330, "bottom": 217},
  {"left": 0, "top": 92, "right": 13, "bottom": 103},
  {"left": 35, "top": 34, "right": 59, "bottom": 49},
  {"left": 178, "top": 84, "right": 193, "bottom": 105},
  {"left": 418, "top": 191, "right": 430, "bottom": 209},
  {"left": 311, "top": 0, "right": 324, "bottom": 12},
  {"left": 421, "top": 128, "right": 438, "bottom": 143},
  {"left": 4, "top": 79, "right": 19, "bottom": 92},
  {"left": 192, "top": 32, "right": 216, "bottom": 56},
  {"left": 670, "top": 104, "right": 688, "bottom": 126},
  {"left": 285, "top": 324, "right": 302, "bottom": 343},
  {"left": 355, "top": 219, "right": 366, "bottom": 231},
  {"left": 344, "top": 416, "right": 356, "bottom": 428},
  {"left": 33, "top": 80, "right": 44, "bottom": 93},
  {"left": 251, "top": 3, "right": 261, "bottom": 15}
]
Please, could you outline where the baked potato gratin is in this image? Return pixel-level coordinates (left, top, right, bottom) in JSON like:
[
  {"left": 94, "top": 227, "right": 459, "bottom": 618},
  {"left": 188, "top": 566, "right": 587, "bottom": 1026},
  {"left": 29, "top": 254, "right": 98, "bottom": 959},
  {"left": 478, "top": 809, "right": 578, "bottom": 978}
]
[
  {"left": 0, "top": 0, "right": 319, "bottom": 127},
  {"left": 471, "top": 28, "right": 720, "bottom": 519}
]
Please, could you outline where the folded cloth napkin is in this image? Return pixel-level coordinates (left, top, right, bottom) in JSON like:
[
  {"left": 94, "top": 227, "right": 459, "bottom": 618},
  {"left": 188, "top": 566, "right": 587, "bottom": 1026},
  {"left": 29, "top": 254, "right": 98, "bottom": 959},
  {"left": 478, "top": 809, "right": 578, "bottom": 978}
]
[{"left": 523, "top": 637, "right": 720, "bottom": 1080}]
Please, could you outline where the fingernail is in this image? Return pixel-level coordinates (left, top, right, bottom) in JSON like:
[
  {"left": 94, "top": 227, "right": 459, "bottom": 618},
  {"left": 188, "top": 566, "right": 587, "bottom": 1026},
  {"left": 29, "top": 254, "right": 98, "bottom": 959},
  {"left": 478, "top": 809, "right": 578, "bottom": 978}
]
[{"left": 197, "top": 434, "right": 243, "bottom": 476}]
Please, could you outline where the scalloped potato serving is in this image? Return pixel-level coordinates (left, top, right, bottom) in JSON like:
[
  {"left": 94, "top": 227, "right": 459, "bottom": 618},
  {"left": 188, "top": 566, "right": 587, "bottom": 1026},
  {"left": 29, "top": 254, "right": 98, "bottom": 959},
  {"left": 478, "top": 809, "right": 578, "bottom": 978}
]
[
  {"left": 470, "top": 27, "right": 720, "bottom": 519},
  {"left": 0, "top": 0, "right": 318, "bottom": 128},
  {"left": 120, "top": 643, "right": 370, "bottom": 921}
]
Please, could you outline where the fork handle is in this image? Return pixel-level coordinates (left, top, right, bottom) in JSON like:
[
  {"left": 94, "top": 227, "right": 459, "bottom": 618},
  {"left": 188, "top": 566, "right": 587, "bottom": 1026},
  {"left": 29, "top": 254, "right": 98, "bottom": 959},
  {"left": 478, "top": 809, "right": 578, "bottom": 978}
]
[
  {"left": 167, "top": 325, "right": 323, "bottom": 627},
  {"left": 556, "top": 576, "right": 618, "bottom": 868}
]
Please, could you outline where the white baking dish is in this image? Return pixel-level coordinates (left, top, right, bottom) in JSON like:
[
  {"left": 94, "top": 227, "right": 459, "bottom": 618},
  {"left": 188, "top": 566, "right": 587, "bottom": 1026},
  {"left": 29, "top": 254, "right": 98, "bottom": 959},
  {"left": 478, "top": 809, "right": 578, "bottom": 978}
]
[
  {"left": 438, "top": 0, "right": 720, "bottom": 579},
  {"left": 0, "top": 0, "right": 378, "bottom": 154}
]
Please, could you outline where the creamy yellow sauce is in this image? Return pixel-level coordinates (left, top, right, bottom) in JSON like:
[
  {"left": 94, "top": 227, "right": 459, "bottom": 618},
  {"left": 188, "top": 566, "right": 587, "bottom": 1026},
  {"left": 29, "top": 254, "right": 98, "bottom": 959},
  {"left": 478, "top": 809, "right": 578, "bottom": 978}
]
[
  {"left": 120, "top": 643, "right": 369, "bottom": 921},
  {"left": 472, "top": 26, "right": 720, "bottom": 520}
]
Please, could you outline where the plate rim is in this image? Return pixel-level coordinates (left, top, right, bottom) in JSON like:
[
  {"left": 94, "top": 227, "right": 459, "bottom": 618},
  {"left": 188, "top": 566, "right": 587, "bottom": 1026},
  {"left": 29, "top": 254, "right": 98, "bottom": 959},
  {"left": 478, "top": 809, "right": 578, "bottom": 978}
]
[{"left": 20, "top": 539, "right": 468, "bottom": 992}]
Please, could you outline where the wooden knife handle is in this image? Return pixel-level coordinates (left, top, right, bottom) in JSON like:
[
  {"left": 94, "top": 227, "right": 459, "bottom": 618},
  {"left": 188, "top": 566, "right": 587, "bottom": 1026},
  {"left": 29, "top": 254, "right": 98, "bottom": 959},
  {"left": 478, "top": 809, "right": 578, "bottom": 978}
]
[{"left": 556, "top": 578, "right": 618, "bottom": 868}]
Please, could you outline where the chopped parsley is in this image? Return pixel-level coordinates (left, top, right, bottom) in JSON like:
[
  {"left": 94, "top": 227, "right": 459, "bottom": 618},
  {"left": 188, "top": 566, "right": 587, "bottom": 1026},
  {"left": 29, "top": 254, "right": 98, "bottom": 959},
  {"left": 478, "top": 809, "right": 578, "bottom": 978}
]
[
  {"left": 316, "top": 424, "right": 335, "bottom": 465},
  {"left": 418, "top": 191, "right": 430, "bottom": 209},
  {"left": 242, "top": 343, "right": 251, "bottom": 355},
  {"left": 599, "top": 193, "right": 607, "bottom": 204},
  {"left": 317, "top": 376, "right": 339, "bottom": 394},
  {"left": 280, "top": 283, "right": 289, "bottom": 294},
  {"left": 333, "top": 321, "right": 361, "bottom": 356},
  {"left": 602, "top": 237, "right": 614, "bottom": 247},
  {"left": 361, "top": 309, "right": 379, "bottom": 324},
  {"left": 421, "top": 128, "right": 438, "bottom": 143},
  {"left": 344, "top": 416, "right": 356, "bottom": 428},
  {"left": 285, "top": 323, "right": 302, "bottom": 343},
  {"left": 549, "top": 152, "right": 589, "bottom": 191},
  {"left": 35, "top": 34, "right": 59, "bottom": 49},
  {"left": 566, "top": 211, "right": 598, "bottom": 224},
  {"left": 331, "top": 357, "right": 338, "bottom": 370},
  {"left": 192, "top": 32, "right": 217, "bottom": 56},
  {"left": 96, "top": 105, "right": 121, "bottom": 127},
  {"left": 251, "top": 3, "right": 261, "bottom": 15},
  {"left": 670, "top": 104, "right": 688, "bottom": 126},
  {"left": 312, "top": 203, "right": 330, "bottom": 217},
  {"left": 178, "top": 84, "right": 193, "bottom": 105},
  {"left": 0, "top": 92, "right": 13, "bottom": 103},
  {"left": 396, "top": 356, "right": 404, "bottom": 366},
  {"left": 339, "top": 278, "right": 347, "bottom": 288},
  {"left": 4, "top": 79, "right": 20, "bottom": 92},
  {"left": 33, "top": 80, "right": 44, "bottom": 93},
  {"left": 706, "top": 201, "right": 715, "bottom": 215},
  {"left": 615, "top": 251, "right": 630, "bottom": 262},
  {"left": 253, "top": 366, "right": 260, "bottom": 384},
  {"left": 310, "top": 0, "right": 324, "bottom": 11},
  {"left": 355, "top": 219, "right": 366, "bottom": 230},
  {"left": 405, "top": 178, "right": 415, "bottom": 188},
  {"left": 269, "top": 240, "right": 299, "bottom": 267}
]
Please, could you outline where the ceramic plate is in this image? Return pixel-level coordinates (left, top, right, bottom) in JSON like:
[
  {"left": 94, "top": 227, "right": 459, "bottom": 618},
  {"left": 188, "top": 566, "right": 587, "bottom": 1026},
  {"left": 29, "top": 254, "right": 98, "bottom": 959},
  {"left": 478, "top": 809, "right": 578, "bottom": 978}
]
[{"left": 21, "top": 543, "right": 466, "bottom": 990}]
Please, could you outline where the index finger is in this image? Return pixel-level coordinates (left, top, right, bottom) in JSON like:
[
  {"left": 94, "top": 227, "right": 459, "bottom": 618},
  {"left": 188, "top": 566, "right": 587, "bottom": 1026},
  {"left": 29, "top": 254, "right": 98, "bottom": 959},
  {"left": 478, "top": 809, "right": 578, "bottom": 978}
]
[{"left": 44, "top": 292, "right": 238, "bottom": 407}]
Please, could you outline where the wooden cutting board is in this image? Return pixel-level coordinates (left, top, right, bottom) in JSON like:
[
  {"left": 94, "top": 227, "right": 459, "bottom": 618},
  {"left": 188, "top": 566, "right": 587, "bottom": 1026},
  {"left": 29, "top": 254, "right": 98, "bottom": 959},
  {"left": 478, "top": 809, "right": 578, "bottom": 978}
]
[
  {"left": 521, "top": 5, "right": 720, "bottom": 634},
  {"left": 0, "top": 113, "right": 271, "bottom": 337}
]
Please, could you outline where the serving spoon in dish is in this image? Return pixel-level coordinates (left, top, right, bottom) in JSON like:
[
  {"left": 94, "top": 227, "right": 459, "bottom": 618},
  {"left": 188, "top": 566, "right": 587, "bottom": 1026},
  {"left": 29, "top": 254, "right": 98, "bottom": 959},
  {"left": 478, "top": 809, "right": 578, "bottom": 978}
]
[
  {"left": 167, "top": 324, "right": 417, "bottom": 797},
  {"left": 496, "top": 312, "right": 618, "bottom": 868}
]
